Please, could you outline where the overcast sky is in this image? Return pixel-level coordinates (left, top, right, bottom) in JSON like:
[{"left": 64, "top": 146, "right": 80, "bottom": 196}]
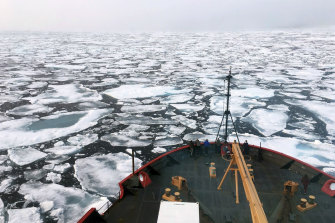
[{"left": 1, "top": 0, "right": 335, "bottom": 32}]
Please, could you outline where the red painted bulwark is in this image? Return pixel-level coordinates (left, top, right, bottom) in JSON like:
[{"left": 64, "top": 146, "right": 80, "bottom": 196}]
[
  {"left": 321, "top": 179, "right": 335, "bottom": 197},
  {"left": 113, "top": 143, "right": 335, "bottom": 213},
  {"left": 78, "top": 208, "right": 96, "bottom": 223},
  {"left": 139, "top": 171, "right": 152, "bottom": 187}
]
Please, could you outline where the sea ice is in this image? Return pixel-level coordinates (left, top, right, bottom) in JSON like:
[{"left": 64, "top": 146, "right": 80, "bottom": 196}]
[
  {"left": 45, "top": 146, "right": 81, "bottom": 155},
  {"left": 183, "top": 132, "right": 216, "bottom": 141},
  {"left": 104, "top": 84, "right": 190, "bottom": 99},
  {"left": 171, "top": 103, "right": 204, "bottom": 113},
  {"left": 46, "top": 172, "right": 62, "bottom": 183},
  {"left": 19, "top": 182, "right": 102, "bottom": 223},
  {"left": 152, "top": 147, "right": 167, "bottom": 153},
  {"left": 115, "top": 115, "right": 178, "bottom": 125},
  {"left": 7, "top": 207, "right": 42, "bottom": 223},
  {"left": 40, "top": 201, "right": 54, "bottom": 213},
  {"left": 0, "top": 198, "right": 4, "bottom": 217},
  {"left": 24, "top": 169, "right": 48, "bottom": 181},
  {"left": 53, "top": 163, "right": 71, "bottom": 173},
  {"left": 0, "top": 178, "right": 13, "bottom": 193},
  {"left": 44, "top": 64, "right": 86, "bottom": 70},
  {"left": 160, "top": 94, "right": 194, "bottom": 104},
  {"left": 121, "top": 105, "right": 166, "bottom": 113},
  {"left": 171, "top": 115, "right": 197, "bottom": 129},
  {"left": 27, "top": 82, "right": 47, "bottom": 89},
  {"left": 28, "top": 84, "right": 101, "bottom": 105},
  {"left": 0, "top": 155, "right": 7, "bottom": 165},
  {"left": 101, "top": 134, "right": 152, "bottom": 147},
  {"left": 8, "top": 147, "right": 47, "bottom": 166},
  {"left": 243, "top": 109, "right": 288, "bottom": 136},
  {"left": 74, "top": 153, "right": 141, "bottom": 196},
  {"left": 67, "top": 133, "right": 99, "bottom": 147},
  {"left": 6, "top": 104, "right": 53, "bottom": 116},
  {"left": 0, "top": 109, "right": 110, "bottom": 149},
  {"left": 232, "top": 87, "right": 274, "bottom": 99},
  {"left": 164, "top": 125, "right": 186, "bottom": 135},
  {"left": 122, "top": 124, "right": 150, "bottom": 132},
  {"left": 294, "top": 100, "right": 335, "bottom": 136},
  {"left": 154, "top": 137, "right": 183, "bottom": 147}
]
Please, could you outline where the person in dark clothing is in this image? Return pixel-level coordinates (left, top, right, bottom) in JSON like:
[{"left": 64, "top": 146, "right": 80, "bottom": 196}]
[
  {"left": 301, "top": 174, "right": 310, "bottom": 194},
  {"left": 215, "top": 138, "right": 221, "bottom": 154},
  {"left": 195, "top": 139, "right": 201, "bottom": 155},
  {"left": 222, "top": 141, "right": 231, "bottom": 159},
  {"left": 204, "top": 139, "right": 210, "bottom": 155},
  {"left": 243, "top": 140, "right": 250, "bottom": 155},
  {"left": 189, "top": 140, "right": 194, "bottom": 157}
]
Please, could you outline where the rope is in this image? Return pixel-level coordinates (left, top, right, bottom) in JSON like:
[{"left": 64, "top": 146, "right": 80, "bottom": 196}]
[
  {"left": 215, "top": 79, "right": 226, "bottom": 141},
  {"left": 229, "top": 113, "right": 240, "bottom": 145}
]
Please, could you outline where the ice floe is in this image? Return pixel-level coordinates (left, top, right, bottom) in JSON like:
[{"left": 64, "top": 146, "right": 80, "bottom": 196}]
[
  {"left": 164, "top": 125, "right": 186, "bottom": 135},
  {"left": 28, "top": 84, "right": 101, "bottom": 105},
  {"left": 46, "top": 172, "right": 62, "bottom": 183},
  {"left": 45, "top": 146, "right": 81, "bottom": 155},
  {"left": 8, "top": 207, "right": 42, "bottom": 223},
  {"left": 19, "top": 182, "right": 102, "bottom": 223},
  {"left": 104, "top": 84, "right": 190, "bottom": 99},
  {"left": 0, "top": 109, "right": 110, "bottom": 149},
  {"left": 171, "top": 115, "right": 197, "bottom": 129},
  {"left": 154, "top": 136, "right": 183, "bottom": 147},
  {"left": 243, "top": 109, "right": 288, "bottom": 136},
  {"left": 171, "top": 103, "right": 204, "bottom": 113},
  {"left": 160, "top": 94, "right": 194, "bottom": 104},
  {"left": 74, "top": 153, "right": 141, "bottom": 196},
  {"left": 0, "top": 178, "right": 13, "bottom": 193},
  {"left": 152, "top": 147, "right": 167, "bottom": 153},
  {"left": 294, "top": 100, "right": 335, "bottom": 136},
  {"left": 115, "top": 115, "right": 178, "bottom": 125},
  {"left": 183, "top": 132, "right": 216, "bottom": 141},
  {"left": 121, "top": 105, "right": 166, "bottom": 113},
  {"left": 101, "top": 134, "right": 152, "bottom": 147},
  {"left": 7, "top": 104, "right": 53, "bottom": 116},
  {"left": 8, "top": 147, "right": 47, "bottom": 166},
  {"left": 24, "top": 169, "right": 48, "bottom": 181},
  {"left": 67, "top": 133, "right": 99, "bottom": 147}
]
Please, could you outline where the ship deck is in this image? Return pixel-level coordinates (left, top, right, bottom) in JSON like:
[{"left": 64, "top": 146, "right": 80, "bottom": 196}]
[{"left": 102, "top": 144, "right": 335, "bottom": 223}]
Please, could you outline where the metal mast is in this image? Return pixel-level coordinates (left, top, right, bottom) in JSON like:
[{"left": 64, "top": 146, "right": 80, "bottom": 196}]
[{"left": 224, "top": 67, "right": 232, "bottom": 142}]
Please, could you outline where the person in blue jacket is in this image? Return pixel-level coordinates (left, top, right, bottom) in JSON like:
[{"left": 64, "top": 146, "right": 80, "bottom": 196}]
[{"left": 204, "top": 139, "right": 210, "bottom": 155}]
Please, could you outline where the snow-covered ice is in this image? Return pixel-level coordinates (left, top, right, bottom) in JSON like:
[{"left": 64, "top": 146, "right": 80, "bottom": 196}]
[
  {"left": 74, "top": 153, "right": 141, "bottom": 196},
  {"left": 154, "top": 136, "right": 183, "bottom": 147},
  {"left": 19, "top": 182, "right": 102, "bottom": 223},
  {"left": 171, "top": 115, "right": 197, "bottom": 129},
  {"left": 121, "top": 105, "right": 166, "bottom": 113},
  {"left": 152, "top": 147, "right": 167, "bottom": 153},
  {"left": 8, "top": 207, "right": 42, "bottom": 223},
  {"left": 8, "top": 147, "right": 47, "bottom": 166},
  {"left": 0, "top": 109, "right": 110, "bottom": 149},
  {"left": 104, "top": 84, "right": 190, "bottom": 99},
  {"left": 101, "top": 134, "right": 152, "bottom": 147},
  {"left": 28, "top": 84, "right": 101, "bottom": 105},
  {"left": 171, "top": 103, "right": 204, "bottom": 113},
  {"left": 243, "top": 109, "right": 288, "bottom": 136}
]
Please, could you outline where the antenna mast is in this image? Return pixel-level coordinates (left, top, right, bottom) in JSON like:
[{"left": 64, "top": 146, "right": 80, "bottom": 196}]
[{"left": 224, "top": 67, "right": 232, "bottom": 142}]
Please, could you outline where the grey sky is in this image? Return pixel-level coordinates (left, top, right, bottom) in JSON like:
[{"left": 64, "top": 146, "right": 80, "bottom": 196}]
[{"left": 1, "top": 0, "right": 335, "bottom": 32}]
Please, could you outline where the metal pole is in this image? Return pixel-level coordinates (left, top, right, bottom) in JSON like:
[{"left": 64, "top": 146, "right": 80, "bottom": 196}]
[
  {"left": 224, "top": 67, "right": 232, "bottom": 142},
  {"left": 132, "top": 149, "right": 135, "bottom": 174}
]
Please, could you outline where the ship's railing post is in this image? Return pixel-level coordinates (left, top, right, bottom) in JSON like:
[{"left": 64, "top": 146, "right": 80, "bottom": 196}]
[{"left": 132, "top": 149, "right": 135, "bottom": 175}]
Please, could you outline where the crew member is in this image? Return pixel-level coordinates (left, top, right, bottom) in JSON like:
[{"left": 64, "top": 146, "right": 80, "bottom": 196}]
[{"left": 243, "top": 140, "right": 250, "bottom": 155}]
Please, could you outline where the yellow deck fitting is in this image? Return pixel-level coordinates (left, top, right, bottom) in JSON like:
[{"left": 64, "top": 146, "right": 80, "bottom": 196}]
[
  {"left": 283, "top": 181, "right": 299, "bottom": 196},
  {"left": 171, "top": 176, "right": 187, "bottom": 190},
  {"left": 209, "top": 162, "right": 217, "bottom": 178},
  {"left": 297, "top": 195, "right": 317, "bottom": 212}
]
